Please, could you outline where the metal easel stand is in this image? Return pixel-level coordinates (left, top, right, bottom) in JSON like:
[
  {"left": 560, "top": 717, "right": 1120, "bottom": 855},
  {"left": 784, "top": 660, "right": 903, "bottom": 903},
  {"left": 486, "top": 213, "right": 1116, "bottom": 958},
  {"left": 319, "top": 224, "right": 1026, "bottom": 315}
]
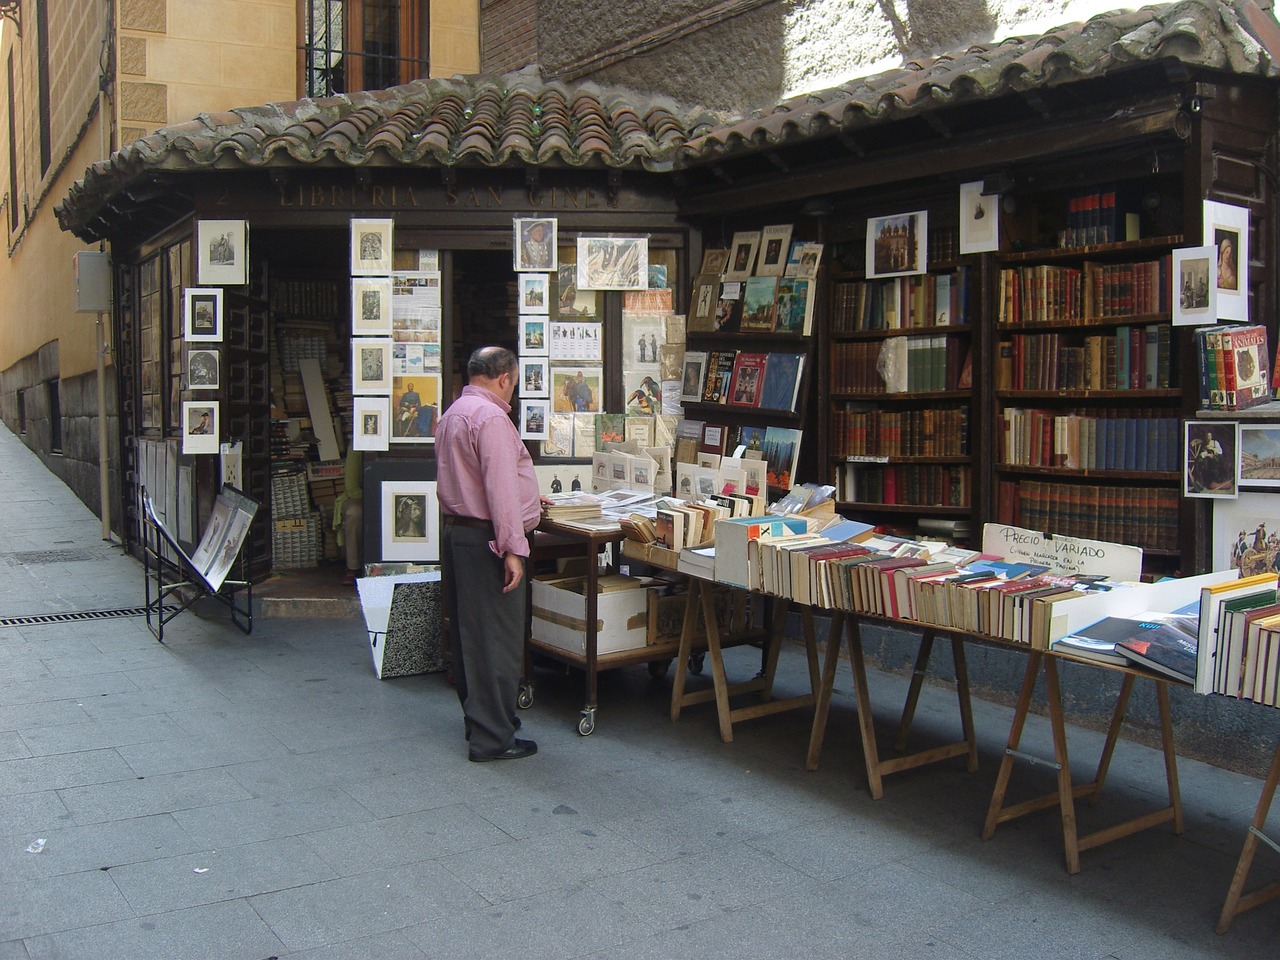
[{"left": 142, "top": 511, "right": 252, "bottom": 643}]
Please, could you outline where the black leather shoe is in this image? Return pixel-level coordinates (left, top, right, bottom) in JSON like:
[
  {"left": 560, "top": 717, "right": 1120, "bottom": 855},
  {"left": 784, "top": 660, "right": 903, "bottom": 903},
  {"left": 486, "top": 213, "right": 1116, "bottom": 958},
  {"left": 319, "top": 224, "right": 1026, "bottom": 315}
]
[
  {"left": 469, "top": 738, "right": 538, "bottom": 762},
  {"left": 465, "top": 716, "right": 521, "bottom": 741}
]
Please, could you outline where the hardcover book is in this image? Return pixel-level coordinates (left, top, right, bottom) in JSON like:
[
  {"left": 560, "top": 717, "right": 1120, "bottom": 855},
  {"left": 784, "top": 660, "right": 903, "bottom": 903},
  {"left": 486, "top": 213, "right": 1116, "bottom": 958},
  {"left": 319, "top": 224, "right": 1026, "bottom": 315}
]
[
  {"left": 1118, "top": 623, "right": 1198, "bottom": 685},
  {"left": 727, "top": 353, "right": 768, "bottom": 407},
  {"left": 759, "top": 353, "right": 805, "bottom": 413},
  {"left": 702, "top": 350, "right": 737, "bottom": 403},
  {"left": 774, "top": 277, "right": 815, "bottom": 335},
  {"left": 740, "top": 276, "right": 780, "bottom": 332}
]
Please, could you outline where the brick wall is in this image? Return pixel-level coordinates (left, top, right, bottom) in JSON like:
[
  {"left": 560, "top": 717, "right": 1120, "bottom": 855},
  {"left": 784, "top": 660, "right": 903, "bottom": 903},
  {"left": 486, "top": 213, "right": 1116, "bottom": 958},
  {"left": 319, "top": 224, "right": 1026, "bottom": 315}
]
[{"left": 481, "top": 0, "right": 539, "bottom": 75}]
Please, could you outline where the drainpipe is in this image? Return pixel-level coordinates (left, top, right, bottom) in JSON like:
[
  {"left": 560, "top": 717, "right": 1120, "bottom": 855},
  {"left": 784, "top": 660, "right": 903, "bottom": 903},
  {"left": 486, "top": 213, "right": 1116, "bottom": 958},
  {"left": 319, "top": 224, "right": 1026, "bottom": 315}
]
[{"left": 95, "top": 3, "right": 111, "bottom": 540}]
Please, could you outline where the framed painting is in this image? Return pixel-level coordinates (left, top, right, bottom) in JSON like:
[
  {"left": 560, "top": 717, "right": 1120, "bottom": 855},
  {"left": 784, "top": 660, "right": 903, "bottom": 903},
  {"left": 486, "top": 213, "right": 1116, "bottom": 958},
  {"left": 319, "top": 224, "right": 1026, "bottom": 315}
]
[
  {"left": 519, "top": 399, "right": 550, "bottom": 440},
  {"left": 1172, "top": 246, "right": 1217, "bottom": 326},
  {"left": 723, "top": 231, "right": 760, "bottom": 282},
  {"left": 1184, "top": 420, "right": 1239, "bottom": 499},
  {"left": 380, "top": 480, "right": 439, "bottom": 562},
  {"left": 513, "top": 217, "right": 557, "bottom": 272},
  {"left": 351, "top": 277, "right": 394, "bottom": 335},
  {"left": 351, "top": 337, "right": 392, "bottom": 394},
  {"left": 181, "top": 400, "right": 219, "bottom": 455},
  {"left": 187, "top": 348, "right": 220, "bottom": 390},
  {"left": 519, "top": 357, "right": 550, "bottom": 398},
  {"left": 196, "top": 219, "right": 248, "bottom": 286},
  {"left": 350, "top": 218, "right": 394, "bottom": 275},
  {"left": 867, "top": 211, "right": 927, "bottom": 278},
  {"left": 959, "top": 181, "right": 999, "bottom": 254},
  {"left": 1240, "top": 425, "right": 1280, "bottom": 488},
  {"left": 519, "top": 316, "right": 549, "bottom": 355},
  {"left": 352, "top": 396, "right": 390, "bottom": 451},
  {"left": 1203, "top": 200, "right": 1248, "bottom": 322},
  {"left": 183, "top": 287, "right": 223, "bottom": 342},
  {"left": 576, "top": 237, "right": 647, "bottom": 290}
]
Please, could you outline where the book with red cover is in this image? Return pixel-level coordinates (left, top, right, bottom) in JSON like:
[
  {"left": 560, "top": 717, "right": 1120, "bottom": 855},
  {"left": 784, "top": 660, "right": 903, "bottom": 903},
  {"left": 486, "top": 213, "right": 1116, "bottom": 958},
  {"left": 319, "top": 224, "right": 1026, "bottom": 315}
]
[
  {"left": 1226, "top": 324, "right": 1271, "bottom": 409},
  {"left": 728, "top": 352, "right": 768, "bottom": 408}
]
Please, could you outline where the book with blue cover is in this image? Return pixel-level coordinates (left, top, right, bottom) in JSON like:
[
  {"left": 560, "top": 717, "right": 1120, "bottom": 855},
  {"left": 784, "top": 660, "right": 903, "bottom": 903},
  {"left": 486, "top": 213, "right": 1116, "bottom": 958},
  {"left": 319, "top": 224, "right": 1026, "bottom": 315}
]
[{"left": 759, "top": 353, "right": 805, "bottom": 412}]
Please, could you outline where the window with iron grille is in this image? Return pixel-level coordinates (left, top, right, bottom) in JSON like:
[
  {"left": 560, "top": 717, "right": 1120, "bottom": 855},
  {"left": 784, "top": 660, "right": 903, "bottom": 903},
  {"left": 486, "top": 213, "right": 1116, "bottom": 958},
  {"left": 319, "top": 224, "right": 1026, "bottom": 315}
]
[{"left": 300, "top": 0, "right": 429, "bottom": 98}]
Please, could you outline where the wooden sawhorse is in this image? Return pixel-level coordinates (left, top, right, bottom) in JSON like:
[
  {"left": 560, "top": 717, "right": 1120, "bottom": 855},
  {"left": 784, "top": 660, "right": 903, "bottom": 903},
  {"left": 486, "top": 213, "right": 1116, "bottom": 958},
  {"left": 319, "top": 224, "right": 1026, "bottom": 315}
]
[
  {"left": 1217, "top": 738, "right": 1280, "bottom": 932},
  {"left": 982, "top": 650, "right": 1183, "bottom": 874}
]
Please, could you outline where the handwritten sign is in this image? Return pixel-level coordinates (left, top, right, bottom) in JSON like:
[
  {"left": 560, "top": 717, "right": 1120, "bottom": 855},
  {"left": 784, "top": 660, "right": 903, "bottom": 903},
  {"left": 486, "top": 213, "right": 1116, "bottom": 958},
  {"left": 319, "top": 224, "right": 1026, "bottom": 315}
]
[{"left": 981, "top": 523, "right": 1143, "bottom": 581}]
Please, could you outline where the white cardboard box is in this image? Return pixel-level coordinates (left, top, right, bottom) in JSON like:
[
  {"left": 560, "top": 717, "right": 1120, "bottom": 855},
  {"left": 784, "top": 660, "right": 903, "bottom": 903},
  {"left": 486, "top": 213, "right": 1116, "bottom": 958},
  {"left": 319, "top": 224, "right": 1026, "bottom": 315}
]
[{"left": 531, "top": 573, "right": 650, "bottom": 656}]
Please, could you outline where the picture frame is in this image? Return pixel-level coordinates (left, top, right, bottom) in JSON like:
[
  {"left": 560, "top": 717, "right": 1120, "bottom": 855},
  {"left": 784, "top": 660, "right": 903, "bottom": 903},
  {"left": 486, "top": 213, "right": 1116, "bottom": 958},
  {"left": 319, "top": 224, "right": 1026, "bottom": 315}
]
[
  {"left": 351, "top": 337, "right": 392, "bottom": 394},
  {"left": 867, "top": 210, "right": 928, "bottom": 278},
  {"left": 550, "top": 365, "right": 603, "bottom": 414},
  {"left": 350, "top": 218, "right": 394, "bottom": 275},
  {"left": 1213, "top": 492, "right": 1280, "bottom": 575},
  {"left": 1240, "top": 424, "right": 1280, "bottom": 488},
  {"left": 513, "top": 217, "right": 557, "bottom": 272},
  {"left": 756, "top": 224, "right": 794, "bottom": 277},
  {"left": 549, "top": 320, "right": 603, "bottom": 362},
  {"left": 576, "top": 236, "right": 648, "bottom": 290},
  {"left": 352, "top": 396, "right": 390, "bottom": 451},
  {"left": 1184, "top": 420, "right": 1239, "bottom": 499},
  {"left": 519, "top": 357, "right": 549, "bottom": 398},
  {"left": 519, "top": 399, "right": 550, "bottom": 440},
  {"left": 1172, "top": 246, "right": 1217, "bottom": 326},
  {"left": 183, "top": 287, "right": 223, "bottom": 342},
  {"left": 680, "top": 349, "right": 708, "bottom": 404},
  {"left": 700, "top": 248, "right": 730, "bottom": 275},
  {"left": 390, "top": 373, "right": 440, "bottom": 444},
  {"left": 351, "top": 277, "right": 394, "bottom": 335},
  {"left": 1203, "top": 200, "right": 1248, "bottom": 322},
  {"left": 181, "top": 400, "right": 219, "bottom": 455},
  {"left": 519, "top": 316, "right": 549, "bottom": 355},
  {"left": 518, "top": 274, "right": 550, "bottom": 313},
  {"left": 187, "top": 348, "right": 220, "bottom": 390},
  {"left": 379, "top": 480, "right": 439, "bottom": 562},
  {"left": 196, "top": 219, "right": 248, "bottom": 286},
  {"left": 959, "top": 181, "right": 1000, "bottom": 254},
  {"left": 723, "top": 231, "right": 760, "bottom": 282}
]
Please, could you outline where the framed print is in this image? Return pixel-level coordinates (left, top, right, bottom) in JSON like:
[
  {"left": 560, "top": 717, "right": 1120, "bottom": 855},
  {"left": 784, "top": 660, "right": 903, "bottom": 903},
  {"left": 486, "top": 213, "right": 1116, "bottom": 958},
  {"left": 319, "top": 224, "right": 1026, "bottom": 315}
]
[
  {"left": 353, "top": 396, "right": 390, "bottom": 451},
  {"left": 577, "top": 237, "right": 648, "bottom": 290},
  {"left": 196, "top": 219, "right": 247, "bottom": 286},
  {"left": 549, "top": 321, "right": 603, "bottom": 362},
  {"left": 513, "top": 217, "right": 557, "bottom": 272},
  {"left": 556, "top": 261, "right": 598, "bottom": 318},
  {"left": 959, "top": 181, "right": 999, "bottom": 254},
  {"left": 519, "top": 399, "right": 550, "bottom": 440},
  {"left": 519, "top": 316, "right": 548, "bottom": 355},
  {"left": 680, "top": 349, "right": 708, "bottom": 404},
  {"left": 723, "top": 231, "right": 760, "bottom": 282},
  {"left": 380, "top": 480, "right": 439, "bottom": 562},
  {"left": 351, "top": 337, "right": 392, "bottom": 394},
  {"left": 1203, "top": 200, "right": 1248, "bottom": 321},
  {"left": 757, "top": 224, "right": 793, "bottom": 277},
  {"left": 187, "top": 348, "right": 220, "bottom": 390},
  {"left": 1214, "top": 492, "right": 1280, "bottom": 574},
  {"left": 519, "top": 357, "right": 549, "bottom": 397},
  {"left": 700, "top": 248, "right": 730, "bottom": 275},
  {"left": 351, "top": 277, "right": 393, "bottom": 335},
  {"left": 350, "top": 218, "right": 394, "bottom": 275},
  {"left": 689, "top": 273, "right": 721, "bottom": 332},
  {"left": 623, "top": 314, "right": 664, "bottom": 369},
  {"left": 1185, "top": 420, "right": 1239, "bottom": 499},
  {"left": 1172, "top": 246, "right": 1217, "bottom": 326},
  {"left": 183, "top": 287, "right": 223, "bottom": 342},
  {"left": 390, "top": 373, "right": 440, "bottom": 443},
  {"left": 867, "top": 210, "right": 927, "bottom": 278},
  {"left": 1240, "top": 425, "right": 1280, "bottom": 488},
  {"left": 181, "top": 401, "right": 219, "bottom": 455},
  {"left": 551, "top": 365, "right": 603, "bottom": 413},
  {"left": 518, "top": 274, "right": 550, "bottom": 313}
]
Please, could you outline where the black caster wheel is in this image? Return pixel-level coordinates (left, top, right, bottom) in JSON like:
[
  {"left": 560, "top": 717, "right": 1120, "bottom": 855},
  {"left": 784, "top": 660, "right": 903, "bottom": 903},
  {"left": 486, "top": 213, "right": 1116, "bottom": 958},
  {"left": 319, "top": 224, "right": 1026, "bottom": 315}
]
[{"left": 517, "top": 685, "right": 534, "bottom": 710}]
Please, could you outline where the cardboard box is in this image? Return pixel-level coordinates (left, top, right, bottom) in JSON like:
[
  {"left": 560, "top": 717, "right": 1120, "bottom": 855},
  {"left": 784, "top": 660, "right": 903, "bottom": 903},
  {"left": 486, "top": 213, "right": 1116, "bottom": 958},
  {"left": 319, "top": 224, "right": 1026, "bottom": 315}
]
[
  {"left": 531, "top": 573, "right": 649, "bottom": 656},
  {"left": 646, "top": 584, "right": 735, "bottom": 646}
]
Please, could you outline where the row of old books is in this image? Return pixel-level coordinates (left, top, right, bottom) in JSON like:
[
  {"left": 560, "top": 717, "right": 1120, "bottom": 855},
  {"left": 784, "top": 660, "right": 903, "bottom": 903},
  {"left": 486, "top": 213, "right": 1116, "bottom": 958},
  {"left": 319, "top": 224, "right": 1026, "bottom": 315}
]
[
  {"left": 997, "top": 256, "right": 1169, "bottom": 324},
  {"left": 834, "top": 463, "right": 971, "bottom": 507},
  {"left": 998, "top": 478, "right": 1179, "bottom": 553},
  {"left": 995, "top": 324, "right": 1173, "bottom": 392},
  {"left": 997, "top": 409, "right": 1180, "bottom": 473},
  {"left": 682, "top": 349, "right": 806, "bottom": 412},
  {"left": 829, "top": 336, "right": 970, "bottom": 394},
  {"left": 1193, "top": 323, "right": 1273, "bottom": 410},
  {"left": 1059, "top": 184, "right": 1139, "bottom": 248},
  {"left": 829, "top": 267, "right": 974, "bottom": 332},
  {"left": 831, "top": 406, "right": 969, "bottom": 458}
]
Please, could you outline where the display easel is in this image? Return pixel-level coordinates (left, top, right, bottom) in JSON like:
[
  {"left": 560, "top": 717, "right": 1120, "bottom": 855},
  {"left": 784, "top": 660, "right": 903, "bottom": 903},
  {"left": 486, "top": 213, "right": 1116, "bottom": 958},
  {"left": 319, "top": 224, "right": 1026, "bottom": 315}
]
[{"left": 142, "top": 486, "right": 255, "bottom": 643}]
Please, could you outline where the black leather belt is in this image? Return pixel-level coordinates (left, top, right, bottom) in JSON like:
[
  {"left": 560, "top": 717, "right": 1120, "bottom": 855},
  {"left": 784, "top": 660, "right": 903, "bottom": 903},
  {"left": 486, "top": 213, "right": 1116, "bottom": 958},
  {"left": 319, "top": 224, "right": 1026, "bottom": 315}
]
[{"left": 442, "top": 514, "right": 493, "bottom": 532}]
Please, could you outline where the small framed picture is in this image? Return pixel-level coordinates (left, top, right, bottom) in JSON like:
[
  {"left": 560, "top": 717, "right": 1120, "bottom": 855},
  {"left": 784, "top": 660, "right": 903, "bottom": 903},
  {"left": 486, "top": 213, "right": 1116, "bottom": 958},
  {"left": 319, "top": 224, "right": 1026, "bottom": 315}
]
[
  {"left": 680, "top": 349, "right": 708, "bottom": 404},
  {"left": 181, "top": 400, "right": 219, "bottom": 455},
  {"left": 1185, "top": 420, "right": 1239, "bottom": 499},
  {"left": 577, "top": 237, "right": 648, "bottom": 290},
  {"left": 518, "top": 274, "right": 550, "bottom": 313},
  {"left": 756, "top": 224, "right": 793, "bottom": 277},
  {"left": 350, "top": 218, "right": 394, "bottom": 275},
  {"left": 519, "top": 357, "right": 549, "bottom": 398},
  {"left": 351, "top": 337, "right": 392, "bottom": 394},
  {"left": 519, "top": 316, "right": 548, "bottom": 355},
  {"left": 196, "top": 219, "right": 248, "bottom": 286},
  {"left": 959, "top": 181, "right": 1000, "bottom": 254},
  {"left": 390, "top": 373, "right": 440, "bottom": 443},
  {"left": 550, "top": 365, "right": 603, "bottom": 414},
  {"left": 688, "top": 274, "right": 721, "bottom": 333},
  {"left": 519, "top": 399, "right": 550, "bottom": 440},
  {"left": 723, "top": 231, "right": 760, "bottom": 282},
  {"left": 1240, "top": 425, "right": 1280, "bottom": 488},
  {"left": 351, "top": 277, "right": 393, "bottom": 335},
  {"left": 187, "top": 348, "right": 220, "bottom": 390},
  {"left": 380, "top": 480, "right": 439, "bottom": 562},
  {"left": 1172, "top": 246, "right": 1217, "bottom": 326},
  {"left": 1203, "top": 200, "right": 1248, "bottom": 321},
  {"left": 513, "top": 217, "right": 557, "bottom": 272},
  {"left": 183, "top": 287, "right": 223, "bottom": 342},
  {"left": 700, "top": 248, "right": 730, "bottom": 275},
  {"left": 352, "top": 396, "right": 390, "bottom": 451},
  {"left": 867, "top": 210, "right": 928, "bottom": 278}
]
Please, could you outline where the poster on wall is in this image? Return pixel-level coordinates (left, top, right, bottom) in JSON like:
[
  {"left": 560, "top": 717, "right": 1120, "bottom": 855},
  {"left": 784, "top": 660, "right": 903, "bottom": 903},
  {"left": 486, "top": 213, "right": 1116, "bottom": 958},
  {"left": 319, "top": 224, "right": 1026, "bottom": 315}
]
[
  {"left": 513, "top": 218, "right": 557, "bottom": 272},
  {"left": 576, "top": 237, "right": 648, "bottom": 290},
  {"left": 196, "top": 219, "right": 248, "bottom": 286},
  {"left": 866, "top": 210, "right": 927, "bottom": 279},
  {"left": 181, "top": 400, "right": 219, "bottom": 455}
]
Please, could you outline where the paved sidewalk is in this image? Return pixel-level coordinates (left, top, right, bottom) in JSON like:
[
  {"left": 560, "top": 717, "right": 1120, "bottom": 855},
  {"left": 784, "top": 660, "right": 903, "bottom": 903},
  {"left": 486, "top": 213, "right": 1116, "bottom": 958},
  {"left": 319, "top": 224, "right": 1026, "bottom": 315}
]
[{"left": 0, "top": 421, "right": 1278, "bottom": 959}]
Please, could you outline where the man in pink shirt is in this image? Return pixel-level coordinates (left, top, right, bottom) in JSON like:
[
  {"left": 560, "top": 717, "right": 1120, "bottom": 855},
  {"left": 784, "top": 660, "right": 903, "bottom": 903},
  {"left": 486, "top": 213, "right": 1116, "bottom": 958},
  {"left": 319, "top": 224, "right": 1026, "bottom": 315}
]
[{"left": 437, "top": 347, "right": 542, "bottom": 761}]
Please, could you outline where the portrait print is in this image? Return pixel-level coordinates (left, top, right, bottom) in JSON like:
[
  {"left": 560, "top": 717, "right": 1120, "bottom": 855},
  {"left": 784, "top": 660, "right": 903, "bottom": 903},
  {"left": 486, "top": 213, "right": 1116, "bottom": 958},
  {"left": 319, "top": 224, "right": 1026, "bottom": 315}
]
[
  {"left": 196, "top": 219, "right": 247, "bottom": 285},
  {"left": 379, "top": 480, "right": 439, "bottom": 561},
  {"left": 183, "top": 288, "right": 223, "bottom": 342},
  {"left": 514, "top": 218, "right": 557, "bottom": 272}
]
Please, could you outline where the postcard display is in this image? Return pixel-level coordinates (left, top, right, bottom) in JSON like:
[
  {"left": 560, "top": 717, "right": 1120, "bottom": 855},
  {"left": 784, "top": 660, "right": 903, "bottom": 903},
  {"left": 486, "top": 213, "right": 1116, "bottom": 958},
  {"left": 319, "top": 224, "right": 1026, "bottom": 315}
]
[{"left": 513, "top": 217, "right": 677, "bottom": 495}]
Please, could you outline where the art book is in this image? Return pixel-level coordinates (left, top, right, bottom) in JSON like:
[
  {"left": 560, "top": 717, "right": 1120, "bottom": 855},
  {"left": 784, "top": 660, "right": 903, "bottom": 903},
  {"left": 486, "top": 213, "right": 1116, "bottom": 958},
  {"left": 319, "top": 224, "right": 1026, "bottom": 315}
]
[
  {"left": 727, "top": 353, "right": 768, "bottom": 407},
  {"left": 774, "top": 277, "right": 815, "bottom": 335},
  {"left": 759, "top": 353, "right": 805, "bottom": 412},
  {"left": 1118, "top": 624, "right": 1198, "bottom": 684},
  {"left": 715, "top": 281, "right": 743, "bottom": 332},
  {"left": 740, "top": 276, "right": 780, "bottom": 332},
  {"left": 1226, "top": 324, "right": 1271, "bottom": 409},
  {"left": 702, "top": 350, "right": 737, "bottom": 404}
]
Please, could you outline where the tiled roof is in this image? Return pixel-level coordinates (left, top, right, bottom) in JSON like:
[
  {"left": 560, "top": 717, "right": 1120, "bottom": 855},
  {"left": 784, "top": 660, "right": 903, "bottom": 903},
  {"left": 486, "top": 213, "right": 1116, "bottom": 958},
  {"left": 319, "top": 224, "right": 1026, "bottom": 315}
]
[
  {"left": 56, "top": 1, "right": 1280, "bottom": 238},
  {"left": 678, "top": 0, "right": 1280, "bottom": 163}
]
